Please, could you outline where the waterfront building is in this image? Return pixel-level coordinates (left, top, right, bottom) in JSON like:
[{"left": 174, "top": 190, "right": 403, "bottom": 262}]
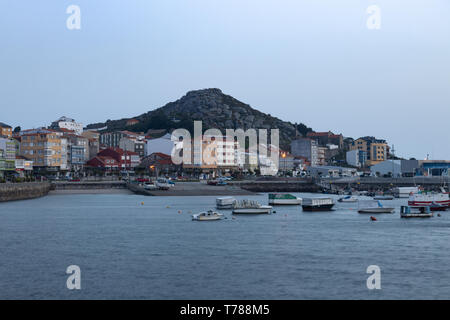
[
  {"left": 95, "top": 148, "right": 140, "bottom": 170},
  {"left": 291, "top": 138, "right": 319, "bottom": 166},
  {"left": 50, "top": 116, "right": 83, "bottom": 135},
  {"left": 346, "top": 149, "right": 367, "bottom": 167},
  {"left": 279, "top": 152, "right": 295, "bottom": 172},
  {"left": 370, "top": 160, "right": 402, "bottom": 177},
  {"left": 86, "top": 156, "right": 120, "bottom": 170},
  {"left": 317, "top": 147, "right": 328, "bottom": 166},
  {"left": 81, "top": 131, "right": 100, "bottom": 160},
  {"left": 183, "top": 135, "right": 240, "bottom": 172},
  {"left": 14, "top": 156, "right": 33, "bottom": 177},
  {"left": 119, "top": 135, "right": 146, "bottom": 158},
  {"left": 350, "top": 136, "right": 388, "bottom": 166},
  {"left": 20, "top": 129, "right": 65, "bottom": 172},
  {"left": 1, "top": 137, "right": 21, "bottom": 177},
  {"left": 0, "top": 122, "right": 13, "bottom": 138},
  {"left": 307, "top": 165, "right": 358, "bottom": 178},
  {"left": 0, "top": 138, "right": 16, "bottom": 178},
  {"left": 416, "top": 160, "right": 450, "bottom": 177},
  {"left": 139, "top": 152, "right": 179, "bottom": 175},
  {"left": 99, "top": 131, "right": 126, "bottom": 148},
  {"left": 100, "top": 131, "right": 146, "bottom": 155}
]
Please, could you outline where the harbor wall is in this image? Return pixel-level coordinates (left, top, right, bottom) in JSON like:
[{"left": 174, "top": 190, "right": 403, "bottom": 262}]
[
  {"left": 52, "top": 181, "right": 127, "bottom": 190},
  {"left": 232, "top": 181, "right": 320, "bottom": 193},
  {"left": 324, "top": 177, "right": 449, "bottom": 193},
  {"left": 0, "top": 182, "right": 52, "bottom": 202}
]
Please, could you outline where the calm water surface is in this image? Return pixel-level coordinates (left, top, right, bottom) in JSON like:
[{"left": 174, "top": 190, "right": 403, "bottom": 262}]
[{"left": 1, "top": 192, "right": 450, "bottom": 299}]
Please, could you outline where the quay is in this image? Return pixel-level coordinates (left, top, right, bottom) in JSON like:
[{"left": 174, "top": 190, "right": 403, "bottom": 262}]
[
  {"left": 320, "top": 176, "right": 450, "bottom": 193},
  {"left": 127, "top": 181, "right": 255, "bottom": 196}
]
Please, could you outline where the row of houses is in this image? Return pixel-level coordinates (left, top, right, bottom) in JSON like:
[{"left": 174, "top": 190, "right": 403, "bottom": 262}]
[
  {"left": 290, "top": 132, "right": 390, "bottom": 167},
  {"left": 1, "top": 117, "right": 294, "bottom": 177}
]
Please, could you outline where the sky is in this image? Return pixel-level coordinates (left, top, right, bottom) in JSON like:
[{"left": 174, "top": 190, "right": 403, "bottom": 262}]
[{"left": 0, "top": 0, "right": 449, "bottom": 160}]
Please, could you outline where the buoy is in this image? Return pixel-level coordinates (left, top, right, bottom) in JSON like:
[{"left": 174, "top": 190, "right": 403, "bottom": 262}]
[
  {"left": 166, "top": 205, "right": 170, "bottom": 208},
  {"left": 370, "top": 216, "right": 377, "bottom": 221},
  {"left": 438, "top": 213, "right": 441, "bottom": 217},
  {"left": 273, "top": 210, "right": 277, "bottom": 214},
  {"left": 141, "top": 202, "right": 144, "bottom": 205},
  {"left": 178, "top": 210, "right": 182, "bottom": 214}
]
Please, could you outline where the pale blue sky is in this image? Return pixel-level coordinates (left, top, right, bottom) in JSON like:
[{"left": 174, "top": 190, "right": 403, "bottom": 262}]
[{"left": 1, "top": 0, "right": 449, "bottom": 159}]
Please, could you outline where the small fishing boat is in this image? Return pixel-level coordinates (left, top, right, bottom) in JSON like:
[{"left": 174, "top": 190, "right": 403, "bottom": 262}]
[
  {"left": 232, "top": 200, "right": 273, "bottom": 214},
  {"left": 192, "top": 210, "right": 224, "bottom": 221},
  {"left": 268, "top": 193, "right": 302, "bottom": 205},
  {"left": 358, "top": 200, "right": 395, "bottom": 214},
  {"left": 338, "top": 195, "right": 358, "bottom": 203},
  {"left": 216, "top": 197, "right": 236, "bottom": 209},
  {"left": 373, "top": 195, "right": 394, "bottom": 201},
  {"left": 302, "top": 198, "right": 335, "bottom": 212},
  {"left": 400, "top": 206, "right": 433, "bottom": 218}
]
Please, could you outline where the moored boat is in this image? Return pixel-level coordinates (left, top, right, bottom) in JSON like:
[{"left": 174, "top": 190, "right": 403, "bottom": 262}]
[
  {"left": 268, "top": 193, "right": 302, "bottom": 205},
  {"left": 192, "top": 210, "right": 224, "bottom": 221},
  {"left": 408, "top": 191, "right": 450, "bottom": 209},
  {"left": 338, "top": 195, "right": 358, "bottom": 203},
  {"left": 358, "top": 200, "right": 395, "bottom": 214},
  {"left": 232, "top": 200, "right": 273, "bottom": 214},
  {"left": 216, "top": 197, "right": 236, "bottom": 209},
  {"left": 373, "top": 195, "right": 394, "bottom": 201},
  {"left": 400, "top": 206, "right": 433, "bottom": 218},
  {"left": 143, "top": 182, "right": 157, "bottom": 190},
  {"left": 302, "top": 198, "right": 335, "bottom": 212}
]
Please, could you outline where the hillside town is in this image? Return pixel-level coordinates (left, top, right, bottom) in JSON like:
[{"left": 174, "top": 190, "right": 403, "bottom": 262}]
[{"left": 1, "top": 117, "right": 449, "bottom": 182}]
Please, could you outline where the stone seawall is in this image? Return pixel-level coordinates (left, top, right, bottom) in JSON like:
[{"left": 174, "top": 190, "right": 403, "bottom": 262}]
[
  {"left": 0, "top": 182, "right": 52, "bottom": 202},
  {"left": 52, "top": 181, "right": 127, "bottom": 190},
  {"left": 233, "top": 181, "right": 320, "bottom": 193}
]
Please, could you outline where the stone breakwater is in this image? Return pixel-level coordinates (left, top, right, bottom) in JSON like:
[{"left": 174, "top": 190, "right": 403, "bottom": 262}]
[{"left": 0, "top": 182, "right": 52, "bottom": 202}]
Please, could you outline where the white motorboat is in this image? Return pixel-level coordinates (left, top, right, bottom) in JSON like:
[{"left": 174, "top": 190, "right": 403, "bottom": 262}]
[
  {"left": 358, "top": 200, "right": 395, "bottom": 214},
  {"left": 216, "top": 197, "right": 236, "bottom": 209},
  {"left": 338, "top": 195, "right": 358, "bottom": 203},
  {"left": 232, "top": 200, "right": 273, "bottom": 214},
  {"left": 143, "top": 182, "right": 157, "bottom": 190},
  {"left": 192, "top": 210, "right": 224, "bottom": 221},
  {"left": 268, "top": 193, "right": 302, "bottom": 205}
]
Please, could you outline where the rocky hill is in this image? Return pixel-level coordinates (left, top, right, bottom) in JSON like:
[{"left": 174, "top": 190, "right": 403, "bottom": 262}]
[{"left": 86, "top": 88, "right": 312, "bottom": 150}]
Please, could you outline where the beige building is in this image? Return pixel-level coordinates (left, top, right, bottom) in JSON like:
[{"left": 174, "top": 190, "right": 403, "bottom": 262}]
[
  {"left": 20, "top": 129, "right": 65, "bottom": 170},
  {"left": 350, "top": 137, "right": 388, "bottom": 166}
]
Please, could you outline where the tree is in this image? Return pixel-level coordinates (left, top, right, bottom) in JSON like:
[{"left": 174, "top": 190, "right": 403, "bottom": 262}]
[{"left": 13, "top": 126, "right": 21, "bottom": 133}]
